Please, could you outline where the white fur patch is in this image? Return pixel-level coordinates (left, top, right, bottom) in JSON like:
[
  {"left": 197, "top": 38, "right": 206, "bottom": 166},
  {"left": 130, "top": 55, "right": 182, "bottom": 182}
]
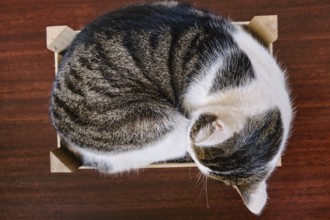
[
  {"left": 232, "top": 26, "right": 293, "bottom": 173},
  {"left": 246, "top": 180, "right": 268, "bottom": 215},
  {"left": 232, "top": 26, "right": 292, "bottom": 131},
  {"left": 234, "top": 180, "right": 268, "bottom": 215},
  {"left": 183, "top": 55, "right": 223, "bottom": 113},
  {"left": 67, "top": 114, "right": 189, "bottom": 173}
]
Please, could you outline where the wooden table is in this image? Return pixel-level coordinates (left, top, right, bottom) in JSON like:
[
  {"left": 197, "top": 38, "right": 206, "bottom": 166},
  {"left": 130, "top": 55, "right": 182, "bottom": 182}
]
[{"left": 1, "top": 0, "right": 329, "bottom": 219}]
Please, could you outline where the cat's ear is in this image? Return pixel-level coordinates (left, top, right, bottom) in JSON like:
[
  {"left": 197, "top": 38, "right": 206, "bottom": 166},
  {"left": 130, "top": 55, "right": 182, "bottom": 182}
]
[
  {"left": 235, "top": 180, "right": 268, "bottom": 215},
  {"left": 195, "top": 119, "right": 230, "bottom": 147}
]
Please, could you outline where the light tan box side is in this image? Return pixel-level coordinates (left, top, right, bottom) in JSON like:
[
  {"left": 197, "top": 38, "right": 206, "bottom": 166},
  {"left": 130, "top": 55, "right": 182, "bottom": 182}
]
[{"left": 47, "top": 15, "right": 280, "bottom": 173}]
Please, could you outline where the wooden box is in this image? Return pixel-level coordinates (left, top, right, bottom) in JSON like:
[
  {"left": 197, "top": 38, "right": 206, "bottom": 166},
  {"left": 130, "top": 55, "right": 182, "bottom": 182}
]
[{"left": 47, "top": 15, "right": 280, "bottom": 173}]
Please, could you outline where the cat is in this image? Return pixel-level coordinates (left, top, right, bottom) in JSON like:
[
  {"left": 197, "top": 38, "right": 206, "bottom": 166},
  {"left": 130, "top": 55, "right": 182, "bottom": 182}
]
[{"left": 50, "top": 1, "right": 293, "bottom": 215}]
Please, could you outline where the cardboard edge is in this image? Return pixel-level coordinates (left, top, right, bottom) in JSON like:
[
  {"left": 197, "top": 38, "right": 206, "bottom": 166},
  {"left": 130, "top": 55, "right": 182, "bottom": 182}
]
[
  {"left": 247, "top": 15, "right": 278, "bottom": 45},
  {"left": 46, "top": 26, "right": 77, "bottom": 53},
  {"left": 50, "top": 148, "right": 80, "bottom": 173}
]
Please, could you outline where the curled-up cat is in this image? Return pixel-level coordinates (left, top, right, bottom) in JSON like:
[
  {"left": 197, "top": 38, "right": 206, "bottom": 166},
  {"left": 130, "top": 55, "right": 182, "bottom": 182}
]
[{"left": 50, "top": 1, "right": 293, "bottom": 215}]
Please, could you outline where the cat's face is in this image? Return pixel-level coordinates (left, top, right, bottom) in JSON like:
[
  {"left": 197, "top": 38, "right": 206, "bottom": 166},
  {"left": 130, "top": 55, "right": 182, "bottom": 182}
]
[{"left": 188, "top": 108, "right": 284, "bottom": 214}]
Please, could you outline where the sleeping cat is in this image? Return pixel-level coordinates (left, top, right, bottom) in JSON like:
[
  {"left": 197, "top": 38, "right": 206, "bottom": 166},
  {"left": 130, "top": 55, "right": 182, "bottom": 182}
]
[{"left": 50, "top": 1, "right": 293, "bottom": 214}]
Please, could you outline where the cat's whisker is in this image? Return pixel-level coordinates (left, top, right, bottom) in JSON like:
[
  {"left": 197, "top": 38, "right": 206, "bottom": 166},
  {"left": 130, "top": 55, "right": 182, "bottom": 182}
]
[
  {"left": 195, "top": 171, "right": 205, "bottom": 188},
  {"left": 195, "top": 171, "right": 210, "bottom": 209},
  {"left": 204, "top": 175, "right": 210, "bottom": 209}
]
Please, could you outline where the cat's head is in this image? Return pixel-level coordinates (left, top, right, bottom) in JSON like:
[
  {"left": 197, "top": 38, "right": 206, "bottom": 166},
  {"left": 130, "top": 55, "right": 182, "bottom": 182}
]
[{"left": 188, "top": 108, "right": 287, "bottom": 214}]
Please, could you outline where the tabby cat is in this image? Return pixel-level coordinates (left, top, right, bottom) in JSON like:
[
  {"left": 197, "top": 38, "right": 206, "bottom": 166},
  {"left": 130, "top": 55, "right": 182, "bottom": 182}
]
[{"left": 50, "top": 1, "right": 293, "bottom": 214}]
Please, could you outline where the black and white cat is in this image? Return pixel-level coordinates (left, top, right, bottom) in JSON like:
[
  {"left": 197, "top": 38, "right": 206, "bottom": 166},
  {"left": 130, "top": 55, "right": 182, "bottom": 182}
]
[{"left": 50, "top": 1, "right": 293, "bottom": 214}]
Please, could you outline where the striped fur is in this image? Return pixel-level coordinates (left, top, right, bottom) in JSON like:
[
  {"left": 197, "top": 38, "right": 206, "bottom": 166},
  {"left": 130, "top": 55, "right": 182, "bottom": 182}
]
[{"left": 50, "top": 2, "right": 293, "bottom": 215}]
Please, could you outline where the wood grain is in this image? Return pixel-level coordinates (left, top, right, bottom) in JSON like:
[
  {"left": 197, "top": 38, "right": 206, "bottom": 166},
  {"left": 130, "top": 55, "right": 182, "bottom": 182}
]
[{"left": 1, "top": 0, "right": 329, "bottom": 219}]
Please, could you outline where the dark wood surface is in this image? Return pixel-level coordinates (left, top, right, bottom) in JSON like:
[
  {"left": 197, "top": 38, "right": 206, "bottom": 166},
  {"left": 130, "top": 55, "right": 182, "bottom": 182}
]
[{"left": 1, "top": 0, "right": 329, "bottom": 219}]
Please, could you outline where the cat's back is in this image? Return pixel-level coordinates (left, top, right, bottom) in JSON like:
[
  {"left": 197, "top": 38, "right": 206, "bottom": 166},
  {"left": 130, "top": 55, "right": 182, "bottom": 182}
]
[
  {"left": 54, "top": 2, "right": 235, "bottom": 107},
  {"left": 50, "top": 2, "right": 235, "bottom": 152},
  {"left": 51, "top": 2, "right": 238, "bottom": 124}
]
